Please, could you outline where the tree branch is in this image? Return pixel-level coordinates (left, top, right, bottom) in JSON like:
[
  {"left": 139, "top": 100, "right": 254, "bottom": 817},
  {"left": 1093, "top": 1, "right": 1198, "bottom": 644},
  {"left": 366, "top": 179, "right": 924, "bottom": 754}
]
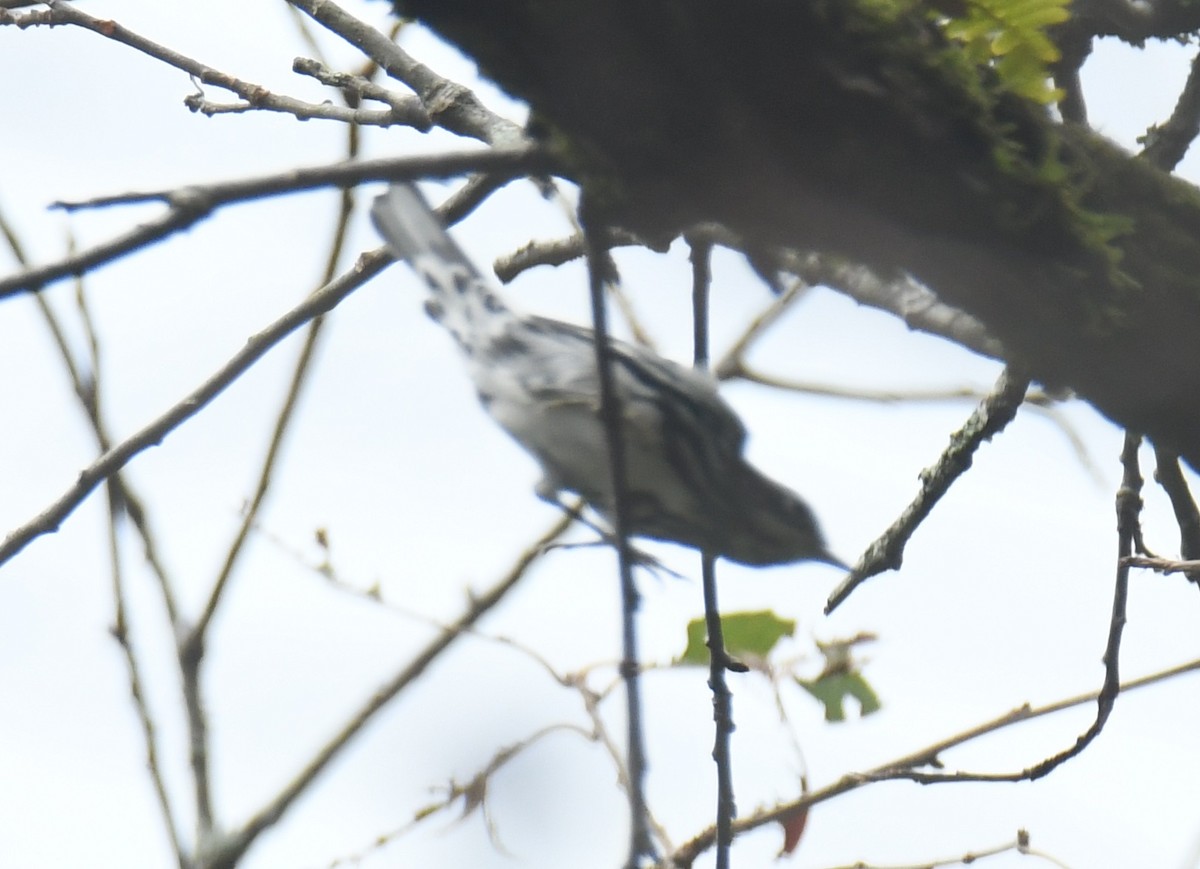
[
  {"left": 7, "top": 1, "right": 428, "bottom": 129},
  {"left": 0, "top": 148, "right": 551, "bottom": 299},
  {"left": 286, "top": 0, "right": 526, "bottom": 146},
  {"left": 0, "top": 250, "right": 389, "bottom": 570},
  {"left": 670, "top": 654, "right": 1200, "bottom": 867},
  {"left": 204, "top": 511, "right": 575, "bottom": 869},
  {"left": 580, "top": 206, "right": 657, "bottom": 868},
  {"left": 826, "top": 366, "right": 1031, "bottom": 612}
]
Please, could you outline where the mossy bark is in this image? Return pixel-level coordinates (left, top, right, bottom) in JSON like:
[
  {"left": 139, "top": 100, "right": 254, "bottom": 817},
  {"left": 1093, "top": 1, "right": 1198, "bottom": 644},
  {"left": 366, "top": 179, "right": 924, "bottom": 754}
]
[{"left": 396, "top": 0, "right": 1200, "bottom": 466}]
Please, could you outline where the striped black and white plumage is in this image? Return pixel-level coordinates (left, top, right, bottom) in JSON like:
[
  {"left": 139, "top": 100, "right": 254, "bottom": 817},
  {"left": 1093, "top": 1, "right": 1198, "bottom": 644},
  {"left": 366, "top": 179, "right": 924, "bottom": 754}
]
[{"left": 370, "top": 183, "right": 843, "bottom": 568}]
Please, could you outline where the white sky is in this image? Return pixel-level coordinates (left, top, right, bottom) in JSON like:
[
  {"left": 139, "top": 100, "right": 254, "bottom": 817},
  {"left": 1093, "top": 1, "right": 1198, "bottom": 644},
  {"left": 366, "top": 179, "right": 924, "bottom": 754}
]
[{"left": 1, "top": 4, "right": 1199, "bottom": 868}]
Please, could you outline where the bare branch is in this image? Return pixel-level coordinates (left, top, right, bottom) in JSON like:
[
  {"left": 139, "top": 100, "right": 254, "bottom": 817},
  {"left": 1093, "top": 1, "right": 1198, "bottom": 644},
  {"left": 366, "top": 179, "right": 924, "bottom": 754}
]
[
  {"left": 671, "top": 654, "right": 1200, "bottom": 866},
  {"left": 826, "top": 366, "right": 1031, "bottom": 612},
  {"left": 820, "top": 830, "right": 1071, "bottom": 869},
  {"left": 286, "top": 0, "right": 526, "bottom": 146},
  {"left": 687, "top": 235, "right": 738, "bottom": 869},
  {"left": 776, "top": 251, "right": 1005, "bottom": 362},
  {"left": 107, "top": 515, "right": 187, "bottom": 866},
  {"left": 0, "top": 250, "right": 390, "bottom": 571},
  {"left": 290, "top": 55, "right": 424, "bottom": 117},
  {"left": 0, "top": 148, "right": 551, "bottom": 299},
  {"left": 193, "top": 131, "right": 364, "bottom": 644},
  {"left": 7, "top": 2, "right": 428, "bottom": 128},
  {"left": 493, "top": 227, "right": 1005, "bottom": 364},
  {"left": 1124, "top": 553, "right": 1200, "bottom": 574},
  {"left": 493, "top": 228, "right": 653, "bottom": 283},
  {"left": 204, "top": 511, "right": 576, "bottom": 869},
  {"left": 1142, "top": 51, "right": 1200, "bottom": 172},
  {"left": 1151, "top": 446, "right": 1200, "bottom": 583},
  {"left": 580, "top": 208, "right": 656, "bottom": 868},
  {"left": 54, "top": 150, "right": 548, "bottom": 213},
  {"left": 2, "top": 203, "right": 191, "bottom": 854}
]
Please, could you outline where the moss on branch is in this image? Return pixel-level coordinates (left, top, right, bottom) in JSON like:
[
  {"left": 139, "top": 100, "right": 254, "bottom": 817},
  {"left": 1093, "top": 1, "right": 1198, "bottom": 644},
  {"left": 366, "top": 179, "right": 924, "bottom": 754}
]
[{"left": 395, "top": 0, "right": 1200, "bottom": 465}]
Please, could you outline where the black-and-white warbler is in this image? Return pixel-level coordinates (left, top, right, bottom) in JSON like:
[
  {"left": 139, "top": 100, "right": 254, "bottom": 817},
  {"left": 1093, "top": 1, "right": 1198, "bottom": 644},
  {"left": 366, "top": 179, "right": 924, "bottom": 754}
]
[{"left": 371, "top": 183, "right": 843, "bottom": 568}]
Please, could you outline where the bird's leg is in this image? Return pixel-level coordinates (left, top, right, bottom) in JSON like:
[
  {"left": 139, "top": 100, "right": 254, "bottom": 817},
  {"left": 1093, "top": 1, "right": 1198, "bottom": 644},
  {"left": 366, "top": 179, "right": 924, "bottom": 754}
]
[{"left": 534, "top": 481, "right": 684, "bottom": 580}]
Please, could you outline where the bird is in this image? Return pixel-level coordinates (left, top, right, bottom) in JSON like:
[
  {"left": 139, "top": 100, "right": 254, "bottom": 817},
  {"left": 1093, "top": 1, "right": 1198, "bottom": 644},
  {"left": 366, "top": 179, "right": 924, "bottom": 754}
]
[{"left": 370, "top": 182, "right": 844, "bottom": 568}]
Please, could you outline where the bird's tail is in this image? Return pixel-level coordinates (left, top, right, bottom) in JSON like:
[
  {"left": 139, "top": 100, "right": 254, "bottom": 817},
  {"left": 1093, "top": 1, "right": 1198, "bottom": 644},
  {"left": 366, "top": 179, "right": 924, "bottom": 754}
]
[
  {"left": 370, "top": 183, "right": 478, "bottom": 275},
  {"left": 371, "top": 182, "right": 517, "bottom": 354}
]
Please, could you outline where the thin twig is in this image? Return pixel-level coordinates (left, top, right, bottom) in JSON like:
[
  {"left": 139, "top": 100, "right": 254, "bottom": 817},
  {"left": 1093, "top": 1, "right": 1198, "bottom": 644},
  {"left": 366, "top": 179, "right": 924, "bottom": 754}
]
[
  {"left": 327, "top": 719, "right": 597, "bottom": 867},
  {"left": 1151, "top": 445, "right": 1200, "bottom": 583},
  {"left": 687, "top": 234, "right": 737, "bottom": 868},
  {"left": 308, "top": 517, "right": 675, "bottom": 852},
  {"left": 203, "top": 510, "right": 576, "bottom": 869},
  {"left": 5, "top": 209, "right": 182, "bottom": 619},
  {"left": 670, "top": 654, "right": 1200, "bottom": 866},
  {"left": 291, "top": 56, "right": 414, "bottom": 114},
  {"left": 14, "top": 1, "right": 430, "bottom": 128},
  {"left": 0, "top": 149, "right": 550, "bottom": 300},
  {"left": 285, "top": 0, "right": 526, "bottom": 146},
  {"left": 711, "top": 277, "right": 810, "bottom": 380},
  {"left": 493, "top": 228, "right": 657, "bottom": 283},
  {"left": 0, "top": 249, "right": 391, "bottom": 570},
  {"left": 856, "top": 432, "right": 1138, "bottom": 782},
  {"left": 701, "top": 554, "right": 736, "bottom": 868},
  {"left": 81, "top": 300, "right": 185, "bottom": 863},
  {"left": 56, "top": 151, "right": 546, "bottom": 212},
  {"left": 193, "top": 123, "right": 363, "bottom": 643},
  {"left": 108, "top": 524, "right": 187, "bottom": 865},
  {"left": 2, "top": 205, "right": 190, "bottom": 852},
  {"left": 821, "top": 829, "right": 1071, "bottom": 869},
  {"left": 826, "top": 366, "right": 1031, "bottom": 612},
  {"left": 5, "top": 215, "right": 176, "bottom": 628},
  {"left": 189, "top": 112, "right": 369, "bottom": 850},
  {"left": 582, "top": 204, "right": 656, "bottom": 868}
]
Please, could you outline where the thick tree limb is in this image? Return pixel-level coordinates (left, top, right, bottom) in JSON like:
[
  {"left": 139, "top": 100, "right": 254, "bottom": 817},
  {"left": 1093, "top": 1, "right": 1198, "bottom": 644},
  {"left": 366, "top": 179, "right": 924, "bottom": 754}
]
[{"left": 393, "top": 0, "right": 1200, "bottom": 468}]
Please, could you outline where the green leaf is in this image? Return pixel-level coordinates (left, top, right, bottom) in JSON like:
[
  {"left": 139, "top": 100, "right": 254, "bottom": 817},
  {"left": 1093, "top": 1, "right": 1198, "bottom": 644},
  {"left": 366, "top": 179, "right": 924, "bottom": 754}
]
[
  {"left": 935, "top": 0, "right": 1073, "bottom": 104},
  {"left": 678, "top": 610, "right": 796, "bottom": 665},
  {"left": 796, "top": 671, "right": 882, "bottom": 723}
]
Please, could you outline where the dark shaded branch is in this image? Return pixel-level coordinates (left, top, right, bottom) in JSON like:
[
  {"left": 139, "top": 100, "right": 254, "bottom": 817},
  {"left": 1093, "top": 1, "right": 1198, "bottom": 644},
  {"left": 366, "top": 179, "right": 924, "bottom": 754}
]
[
  {"left": 392, "top": 0, "right": 1200, "bottom": 468},
  {"left": 1150, "top": 447, "right": 1200, "bottom": 583},
  {"left": 1063, "top": 0, "right": 1200, "bottom": 43},
  {"left": 581, "top": 206, "right": 656, "bottom": 868},
  {"left": 1141, "top": 51, "right": 1200, "bottom": 173},
  {"left": 687, "top": 235, "right": 738, "bottom": 868},
  {"left": 1051, "top": 26, "right": 1093, "bottom": 126}
]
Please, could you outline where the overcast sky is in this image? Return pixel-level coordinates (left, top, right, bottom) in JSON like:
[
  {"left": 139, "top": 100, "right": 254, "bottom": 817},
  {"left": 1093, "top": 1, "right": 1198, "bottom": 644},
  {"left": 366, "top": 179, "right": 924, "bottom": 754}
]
[{"left": 2, "top": 4, "right": 1199, "bottom": 868}]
